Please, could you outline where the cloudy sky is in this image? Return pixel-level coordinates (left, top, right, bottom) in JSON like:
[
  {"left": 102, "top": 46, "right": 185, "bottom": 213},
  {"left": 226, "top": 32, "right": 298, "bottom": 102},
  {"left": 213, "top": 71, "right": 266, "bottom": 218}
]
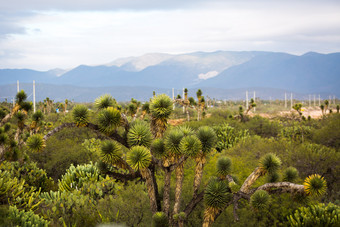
[{"left": 1, "top": 0, "right": 340, "bottom": 70}]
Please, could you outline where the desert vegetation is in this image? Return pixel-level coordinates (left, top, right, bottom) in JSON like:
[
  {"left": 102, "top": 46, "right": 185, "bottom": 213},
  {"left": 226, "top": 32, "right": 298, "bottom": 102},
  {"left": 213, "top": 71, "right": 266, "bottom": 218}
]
[{"left": 0, "top": 90, "right": 339, "bottom": 226}]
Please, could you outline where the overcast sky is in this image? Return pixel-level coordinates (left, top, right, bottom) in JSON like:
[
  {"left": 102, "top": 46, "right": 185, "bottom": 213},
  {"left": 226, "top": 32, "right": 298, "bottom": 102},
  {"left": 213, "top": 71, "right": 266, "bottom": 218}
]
[{"left": 1, "top": 0, "right": 340, "bottom": 70}]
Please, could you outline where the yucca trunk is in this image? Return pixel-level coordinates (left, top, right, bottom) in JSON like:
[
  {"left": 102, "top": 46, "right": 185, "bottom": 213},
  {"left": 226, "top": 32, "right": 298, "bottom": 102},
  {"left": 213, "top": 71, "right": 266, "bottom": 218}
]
[
  {"left": 173, "top": 162, "right": 184, "bottom": 214},
  {"left": 240, "top": 167, "right": 265, "bottom": 193},
  {"left": 140, "top": 168, "right": 158, "bottom": 214},
  {"left": 203, "top": 207, "right": 219, "bottom": 227},
  {"left": 193, "top": 155, "right": 206, "bottom": 198},
  {"left": 163, "top": 168, "right": 172, "bottom": 217},
  {"left": 151, "top": 118, "right": 167, "bottom": 138}
]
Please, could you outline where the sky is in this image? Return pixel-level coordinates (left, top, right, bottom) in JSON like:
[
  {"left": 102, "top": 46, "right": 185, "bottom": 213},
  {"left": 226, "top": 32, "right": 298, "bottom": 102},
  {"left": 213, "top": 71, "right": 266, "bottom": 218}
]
[{"left": 1, "top": 0, "right": 340, "bottom": 71}]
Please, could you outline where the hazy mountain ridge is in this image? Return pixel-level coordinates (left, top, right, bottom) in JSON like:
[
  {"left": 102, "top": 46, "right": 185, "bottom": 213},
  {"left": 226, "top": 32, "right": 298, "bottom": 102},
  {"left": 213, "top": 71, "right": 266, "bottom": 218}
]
[{"left": 0, "top": 51, "right": 339, "bottom": 99}]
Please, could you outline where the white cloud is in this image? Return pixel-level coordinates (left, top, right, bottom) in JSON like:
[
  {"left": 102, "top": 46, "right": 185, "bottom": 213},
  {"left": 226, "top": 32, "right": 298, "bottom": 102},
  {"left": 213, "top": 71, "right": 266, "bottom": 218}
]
[
  {"left": 198, "top": 71, "right": 219, "bottom": 80},
  {"left": 0, "top": 1, "right": 339, "bottom": 70}
]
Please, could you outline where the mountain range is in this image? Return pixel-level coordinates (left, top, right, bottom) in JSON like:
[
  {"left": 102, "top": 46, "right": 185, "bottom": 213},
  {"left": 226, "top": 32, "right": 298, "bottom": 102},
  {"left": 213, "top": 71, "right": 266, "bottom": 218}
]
[{"left": 0, "top": 51, "right": 339, "bottom": 101}]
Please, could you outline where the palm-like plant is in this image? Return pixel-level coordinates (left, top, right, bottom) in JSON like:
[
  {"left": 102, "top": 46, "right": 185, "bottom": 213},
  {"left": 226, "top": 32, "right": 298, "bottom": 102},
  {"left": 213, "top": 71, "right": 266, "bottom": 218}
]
[
  {"left": 95, "top": 94, "right": 116, "bottom": 110},
  {"left": 193, "top": 126, "right": 217, "bottom": 198},
  {"left": 260, "top": 153, "right": 282, "bottom": 174},
  {"left": 303, "top": 174, "right": 327, "bottom": 196},
  {"left": 164, "top": 129, "right": 184, "bottom": 159},
  {"left": 216, "top": 157, "right": 232, "bottom": 179},
  {"left": 15, "top": 90, "right": 27, "bottom": 105},
  {"left": 97, "top": 107, "right": 121, "bottom": 134},
  {"left": 31, "top": 110, "right": 44, "bottom": 132},
  {"left": 196, "top": 89, "right": 203, "bottom": 121},
  {"left": 180, "top": 135, "right": 201, "bottom": 157},
  {"left": 283, "top": 167, "right": 299, "bottom": 182},
  {"left": 127, "top": 121, "right": 152, "bottom": 148},
  {"left": 100, "top": 140, "right": 122, "bottom": 165},
  {"left": 150, "top": 138, "right": 165, "bottom": 158},
  {"left": 26, "top": 134, "right": 46, "bottom": 152},
  {"left": 72, "top": 105, "right": 89, "bottom": 127},
  {"left": 250, "top": 190, "right": 270, "bottom": 210},
  {"left": 127, "top": 146, "right": 152, "bottom": 171},
  {"left": 203, "top": 178, "right": 231, "bottom": 227},
  {"left": 150, "top": 94, "right": 173, "bottom": 138}
]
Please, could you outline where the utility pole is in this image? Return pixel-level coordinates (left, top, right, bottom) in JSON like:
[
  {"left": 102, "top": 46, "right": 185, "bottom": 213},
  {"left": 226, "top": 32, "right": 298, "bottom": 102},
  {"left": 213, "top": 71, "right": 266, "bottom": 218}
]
[
  {"left": 291, "top": 93, "right": 293, "bottom": 108},
  {"left": 33, "top": 80, "right": 36, "bottom": 113},
  {"left": 246, "top": 90, "right": 248, "bottom": 110},
  {"left": 182, "top": 88, "right": 185, "bottom": 114},
  {"left": 319, "top": 94, "right": 321, "bottom": 106},
  {"left": 17, "top": 80, "right": 19, "bottom": 93},
  {"left": 285, "top": 92, "right": 287, "bottom": 108},
  {"left": 172, "top": 88, "right": 175, "bottom": 110},
  {"left": 253, "top": 91, "right": 256, "bottom": 112}
]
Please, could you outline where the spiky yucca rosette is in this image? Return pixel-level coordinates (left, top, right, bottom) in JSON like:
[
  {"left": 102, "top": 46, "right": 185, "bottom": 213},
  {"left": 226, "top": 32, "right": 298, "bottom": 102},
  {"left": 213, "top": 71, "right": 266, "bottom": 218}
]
[{"left": 303, "top": 174, "right": 327, "bottom": 196}]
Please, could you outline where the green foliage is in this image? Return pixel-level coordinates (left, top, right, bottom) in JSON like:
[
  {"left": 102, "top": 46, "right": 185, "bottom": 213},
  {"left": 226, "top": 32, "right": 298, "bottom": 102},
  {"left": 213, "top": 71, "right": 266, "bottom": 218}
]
[
  {"left": 283, "top": 167, "right": 299, "bottom": 182},
  {"left": 303, "top": 174, "right": 327, "bottom": 197},
  {"left": 58, "top": 163, "right": 102, "bottom": 192},
  {"left": 128, "top": 103, "right": 137, "bottom": 116},
  {"left": 127, "top": 146, "right": 152, "bottom": 170},
  {"left": 164, "top": 129, "right": 184, "bottom": 155},
  {"left": 197, "top": 126, "right": 217, "bottom": 154},
  {"left": 97, "top": 107, "right": 121, "bottom": 134},
  {"left": 9, "top": 206, "right": 49, "bottom": 227},
  {"left": 150, "top": 138, "right": 165, "bottom": 158},
  {"left": 250, "top": 190, "right": 270, "bottom": 210},
  {"left": 150, "top": 94, "right": 173, "bottom": 119},
  {"left": 32, "top": 110, "right": 44, "bottom": 122},
  {"left": 180, "top": 135, "right": 202, "bottom": 157},
  {"left": 312, "top": 114, "right": 340, "bottom": 149},
  {"left": 95, "top": 94, "right": 116, "bottom": 110},
  {"left": 287, "top": 203, "right": 340, "bottom": 227},
  {"left": 204, "top": 178, "right": 231, "bottom": 209},
  {"left": 216, "top": 157, "right": 232, "bottom": 178},
  {"left": 0, "top": 161, "right": 54, "bottom": 192},
  {"left": 244, "top": 116, "right": 281, "bottom": 138},
  {"left": 127, "top": 121, "right": 152, "bottom": 148},
  {"left": 16, "top": 90, "right": 27, "bottom": 104},
  {"left": 26, "top": 134, "right": 46, "bottom": 152},
  {"left": 142, "top": 102, "right": 150, "bottom": 113},
  {"left": 100, "top": 140, "right": 122, "bottom": 165},
  {"left": 152, "top": 212, "right": 169, "bottom": 227},
  {"left": 280, "top": 124, "right": 312, "bottom": 143},
  {"left": 213, "top": 123, "right": 249, "bottom": 152},
  {"left": 260, "top": 153, "right": 282, "bottom": 174},
  {"left": 177, "top": 125, "right": 194, "bottom": 136},
  {"left": 72, "top": 105, "right": 89, "bottom": 126},
  {"left": 266, "top": 172, "right": 280, "bottom": 183}
]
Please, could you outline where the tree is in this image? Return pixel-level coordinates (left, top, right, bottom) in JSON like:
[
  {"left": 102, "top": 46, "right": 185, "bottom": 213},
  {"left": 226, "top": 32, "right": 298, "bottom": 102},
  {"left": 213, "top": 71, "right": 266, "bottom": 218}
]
[{"left": 196, "top": 89, "right": 203, "bottom": 121}]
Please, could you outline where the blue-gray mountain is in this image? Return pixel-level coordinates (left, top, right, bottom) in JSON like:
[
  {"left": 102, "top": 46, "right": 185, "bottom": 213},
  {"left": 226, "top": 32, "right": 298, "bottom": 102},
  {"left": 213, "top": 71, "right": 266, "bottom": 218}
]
[{"left": 0, "top": 51, "right": 339, "bottom": 99}]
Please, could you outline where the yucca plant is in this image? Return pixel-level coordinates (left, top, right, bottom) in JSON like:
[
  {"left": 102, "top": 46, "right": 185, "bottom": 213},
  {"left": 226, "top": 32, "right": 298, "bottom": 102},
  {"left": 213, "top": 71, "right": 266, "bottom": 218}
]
[
  {"left": 97, "top": 107, "right": 121, "bottom": 134},
  {"left": 266, "top": 172, "right": 280, "bottom": 183},
  {"left": 180, "top": 135, "right": 202, "bottom": 157},
  {"left": 150, "top": 138, "right": 165, "bottom": 158},
  {"left": 260, "top": 153, "right": 282, "bottom": 174},
  {"left": 164, "top": 129, "right": 184, "bottom": 158},
  {"left": 150, "top": 94, "right": 173, "bottom": 138},
  {"left": 15, "top": 90, "right": 27, "bottom": 104},
  {"left": 95, "top": 94, "right": 116, "bottom": 110},
  {"left": 283, "top": 167, "right": 299, "bottom": 182},
  {"left": 20, "top": 102, "right": 33, "bottom": 113},
  {"left": 250, "top": 190, "right": 270, "bottom": 210},
  {"left": 203, "top": 179, "right": 231, "bottom": 227},
  {"left": 152, "top": 212, "right": 169, "bottom": 227},
  {"left": 303, "top": 174, "right": 327, "bottom": 197},
  {"left": 127, "top": 146, "right": 152, "bottom": 172},
  {"left": 177, "top": 125, "right": 194, "bottom": 136},
  {"left": 100, "top": 140, "right": 122, "bottom": 165},
  {"left": 127, "top": 121, "right": 152, "bottom": 148},
  {"left": 26, "top": 134, "right": 46, "bottom": 152},
  {"left": 216, "top": 157, "right": 232, "bottom": 179},
  {"left": 72, "top": 105, "right": 89, "bottom": 127},
  {"left": 31, "top": 110, "right": 44, "bottom": 131}
]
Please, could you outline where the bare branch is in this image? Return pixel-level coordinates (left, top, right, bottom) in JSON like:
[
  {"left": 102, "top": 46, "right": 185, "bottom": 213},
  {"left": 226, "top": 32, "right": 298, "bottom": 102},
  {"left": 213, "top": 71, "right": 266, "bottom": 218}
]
[
  {"left": 239, "top": 167, "right": 264, "bottom": 193},
  {"left": 250, "top": 182, "right": 305, "bottom": 195}
]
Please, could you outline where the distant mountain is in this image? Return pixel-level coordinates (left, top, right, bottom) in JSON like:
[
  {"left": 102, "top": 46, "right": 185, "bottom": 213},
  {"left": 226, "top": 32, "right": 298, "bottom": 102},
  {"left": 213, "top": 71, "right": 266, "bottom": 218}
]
[
  {"left": 198, "top": 52, "right": 340, "bottom": 95},
  {"left": 0, "top": 51, "right": 339, "bottom": 99}
]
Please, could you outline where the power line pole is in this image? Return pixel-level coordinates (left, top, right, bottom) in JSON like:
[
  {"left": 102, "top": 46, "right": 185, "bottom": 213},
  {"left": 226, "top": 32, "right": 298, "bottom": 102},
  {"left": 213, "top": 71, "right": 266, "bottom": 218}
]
[
  {"left": 172, "top": 88, "right": 175, "bottom": 110},
  {"left": 182, "top": 88, "right": 185, "bottom": 113},
  {"left": 253, "top": 91, "right": 256, "bottom": 112},
  {"left": 285, "top": 92, "right": 287, "bottom": 108},
  {"left": 246, "top": 90, "right": 248, "bottom": 110},
  {"left": 319, "top": 94, "right": 321, "bottom": 106},
  {"left": 17, "top": 80, "right": 19, "bottom": 93},
  {"left": 291, "top": 93, "right": 293, "bottom": 108},
  {"left": 33, "top": 80, "right": 36, "bottom": 113}
]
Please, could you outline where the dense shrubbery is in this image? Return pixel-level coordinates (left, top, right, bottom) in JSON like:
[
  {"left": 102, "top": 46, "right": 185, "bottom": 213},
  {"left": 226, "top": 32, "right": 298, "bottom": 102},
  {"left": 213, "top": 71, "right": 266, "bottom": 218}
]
[{"left": 0, "top": 92, "right": 339, "bottom": 226}]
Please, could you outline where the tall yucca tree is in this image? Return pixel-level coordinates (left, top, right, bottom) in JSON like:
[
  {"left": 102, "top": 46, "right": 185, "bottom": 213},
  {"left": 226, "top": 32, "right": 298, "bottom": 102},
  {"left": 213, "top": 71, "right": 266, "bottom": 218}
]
[
  {"left": 127, "top": 146, "right": 158, "bottom": 213},
  {"left": 30, "top": 110, "right": 44, "bottom": 134},
  {"left": 184, "top": 88, "right": 190, "bottom": 121},
  {"left": 192, "top": 126, "right": 217, "bottom": 199},
  {"left": 150, "top": 94, "right": 173, "bottom": 138},
  {"left": 196, "top": 89, "right": 202, "bottom": 121},
  {"left": 95, "top": 94, "right": 116, "bottom": 110},
  {"left": 97, "top": 107, "right": 121, "bottom": 135},
  {"left": 203, "top": 179, "right": 231, "bottom": 227},
  {"left": 72, "top": 105, "right": 89, "bottom": 127},
  {"left": 26, "top": 134, "right": 46, "bottom": 152},
  {"left": 127, "top": 121, "right": 153, "bottom": 148}
]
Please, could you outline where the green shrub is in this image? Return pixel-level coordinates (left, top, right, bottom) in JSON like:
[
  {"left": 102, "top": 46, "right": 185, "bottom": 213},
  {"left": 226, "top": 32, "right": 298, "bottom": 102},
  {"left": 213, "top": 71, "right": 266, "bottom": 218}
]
[{"left": 9, "top": 206, "right": 49, "bottom": 227}]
